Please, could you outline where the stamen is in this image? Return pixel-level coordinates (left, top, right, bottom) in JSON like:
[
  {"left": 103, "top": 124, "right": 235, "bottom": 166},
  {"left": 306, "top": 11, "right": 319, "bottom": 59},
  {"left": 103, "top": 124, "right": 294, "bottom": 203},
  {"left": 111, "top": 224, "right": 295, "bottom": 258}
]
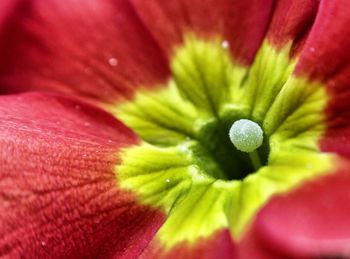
[{"left": 229, "top": 119, "right": 263, "bottom": 153}]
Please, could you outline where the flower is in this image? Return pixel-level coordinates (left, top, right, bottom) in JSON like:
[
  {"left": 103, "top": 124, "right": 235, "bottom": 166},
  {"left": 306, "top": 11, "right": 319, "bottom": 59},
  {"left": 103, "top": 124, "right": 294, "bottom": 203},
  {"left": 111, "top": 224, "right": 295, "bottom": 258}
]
[{"left": 1, "top": 0, "right": 350, "bottom": 258}]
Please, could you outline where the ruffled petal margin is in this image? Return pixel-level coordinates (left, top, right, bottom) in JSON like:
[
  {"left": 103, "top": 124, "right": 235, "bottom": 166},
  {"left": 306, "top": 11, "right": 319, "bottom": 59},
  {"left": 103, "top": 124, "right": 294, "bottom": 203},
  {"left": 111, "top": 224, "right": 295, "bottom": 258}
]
[{"left": 0, "top": 93, "right": 164, "bottom": 258}]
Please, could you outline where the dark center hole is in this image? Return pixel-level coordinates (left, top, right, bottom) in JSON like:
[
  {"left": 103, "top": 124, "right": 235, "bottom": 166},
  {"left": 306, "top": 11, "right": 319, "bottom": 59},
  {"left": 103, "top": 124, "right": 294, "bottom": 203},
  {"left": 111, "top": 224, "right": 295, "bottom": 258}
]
[{"left": 191, "top": 118, "right": 269, "bottom": 181}]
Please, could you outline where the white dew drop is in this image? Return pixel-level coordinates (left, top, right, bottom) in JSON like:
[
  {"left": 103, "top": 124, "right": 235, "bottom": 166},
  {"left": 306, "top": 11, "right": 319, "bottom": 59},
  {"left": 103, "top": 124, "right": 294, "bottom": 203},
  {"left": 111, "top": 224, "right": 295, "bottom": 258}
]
[
  {"left": 165, "top": 178, "right": 171, "bottom": 183},
  {"left": 108, "top": 57, "right": 118, "bottom": 67},
  {"left": 229, "top": 119, "right": 263, "bottom": 153},
  {"left": 221, "top": 40, "right": 230, "bottom": 49}
]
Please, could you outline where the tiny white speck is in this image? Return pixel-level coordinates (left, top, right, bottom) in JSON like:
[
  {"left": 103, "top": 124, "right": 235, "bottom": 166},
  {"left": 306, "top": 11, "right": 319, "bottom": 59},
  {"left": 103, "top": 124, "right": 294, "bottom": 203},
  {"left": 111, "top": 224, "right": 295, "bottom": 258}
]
[
  {"left": 84, "top": 122, "right": 90, "bottom": 126},
  {"left": 41, "top": 241, "right": 47, "bottom": 246},
  {"left": 309, "top": 47, "right": 315, "bottom": 53},
  {"left": 82, "top": 154, "right": 87, "bottom": 158},
  {"left": 221, "top": 40, "right": 230, "bottom": 49},
  {"left": 108, "top": 58, "right": 118, "bottom": 67},
  {"left": 165, "top": 179, "right": 171, "bottom": 183}
]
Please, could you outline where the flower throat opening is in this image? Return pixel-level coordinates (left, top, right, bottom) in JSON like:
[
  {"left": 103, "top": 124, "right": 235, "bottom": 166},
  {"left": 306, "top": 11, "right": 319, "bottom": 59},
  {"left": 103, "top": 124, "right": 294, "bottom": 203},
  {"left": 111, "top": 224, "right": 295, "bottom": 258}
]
[{"left": 190, "top": 118, "right": 269, "bottom": 181}]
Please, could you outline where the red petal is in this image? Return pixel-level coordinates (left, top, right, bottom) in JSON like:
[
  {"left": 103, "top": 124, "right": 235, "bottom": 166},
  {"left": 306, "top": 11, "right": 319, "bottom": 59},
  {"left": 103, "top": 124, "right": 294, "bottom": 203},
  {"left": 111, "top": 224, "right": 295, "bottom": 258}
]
[
  {"left": 0, "top": 93, "right": 164, "bottom": 258},
  {"left": 141, "top": 229, "right": 236, "bottom": 259},
  {"left": 0, "top": 0, "right": 170, "bottom": 102},
  {"left": 295, "top": 0, "right": 350, "bottom": 81},
  {"left": 130, "top": 0, "right": 273, "bottom": 65},
  {"left": 0, "top": 0, "right": 18, "bottom": 29},
  {"left": 267, "top": 0, "right": 319, "bottom": 52},
  {"left": 252, "top": 169, "right": 350, "bottom": 258},
  {"left": 237, "top": 228, "right": 289, "bottom": 259},
  {"left": 290, "top": 1, "right": 350, "bottom": 158}
]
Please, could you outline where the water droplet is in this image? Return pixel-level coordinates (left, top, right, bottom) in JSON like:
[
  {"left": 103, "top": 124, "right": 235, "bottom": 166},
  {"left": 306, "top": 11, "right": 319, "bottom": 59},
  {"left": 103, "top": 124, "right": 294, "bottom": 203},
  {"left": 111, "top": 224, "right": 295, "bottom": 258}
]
[
  {"left": 82, "top": 154, "right": 87, "bottom": 158},
  {"left": 41, "top": 241, "right": 47, "bottom": 247},
  {"left": 309, "top": 47, "right": 315, "bottom": 53},
  {"left": 221, "top": 40, "right": 230, "bottom": 49},
  {"left": 84, "top": 122, "right": 90, "bottom": 126},
  {"left": 165, "top": 179, "right": 171, "bottom": 183},
  {"left": 108, "top": 57, "right": 118, "bottom": 67}
]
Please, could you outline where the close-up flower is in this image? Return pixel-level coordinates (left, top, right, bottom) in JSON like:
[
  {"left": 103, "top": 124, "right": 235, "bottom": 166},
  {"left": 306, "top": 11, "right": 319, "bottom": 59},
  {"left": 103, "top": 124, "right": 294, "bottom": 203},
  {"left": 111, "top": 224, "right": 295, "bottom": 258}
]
[{"left": 1, "top": 0, "right": 350, "bottom": 258}]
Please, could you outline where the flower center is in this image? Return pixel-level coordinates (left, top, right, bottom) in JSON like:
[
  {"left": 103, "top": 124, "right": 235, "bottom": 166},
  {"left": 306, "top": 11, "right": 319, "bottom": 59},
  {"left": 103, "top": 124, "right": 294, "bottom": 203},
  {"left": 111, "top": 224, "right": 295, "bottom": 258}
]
[
  {"left": 115, "top": 36, "right": 335, "bottom": 244},
  {"left": 191, "top": 116, "right": 269, "bottom": 181},
  {"left": 229, "top": 119, "right": 263, "bottom": 153}
]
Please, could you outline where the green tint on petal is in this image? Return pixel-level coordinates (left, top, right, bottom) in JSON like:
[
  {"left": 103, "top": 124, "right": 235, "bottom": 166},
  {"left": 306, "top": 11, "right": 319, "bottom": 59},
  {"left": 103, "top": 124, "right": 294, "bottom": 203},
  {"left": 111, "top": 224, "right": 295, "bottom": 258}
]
[
  {"left": 113, "top": 35, "right": 337, "bottom": 250},
  {"left": 171, "top": 35, "right": 246, "bottom": 117},
  {"left": 117, "top": 144, "right": 196, "bottom": 213},
  {"left": 110, "top": 82, "right": 198, "bottom": 146},
  {"left": 231, "top": 150, "right": 335, "bottom": 238},
  {"left": 240, "top": 41, "right": 297, "bottom": 122},
  {"left": 157, "top": 180, "right": 238, "bottom": 248},
  {"left": 264, "top": 77, "right": 327, "bottom": 137}
]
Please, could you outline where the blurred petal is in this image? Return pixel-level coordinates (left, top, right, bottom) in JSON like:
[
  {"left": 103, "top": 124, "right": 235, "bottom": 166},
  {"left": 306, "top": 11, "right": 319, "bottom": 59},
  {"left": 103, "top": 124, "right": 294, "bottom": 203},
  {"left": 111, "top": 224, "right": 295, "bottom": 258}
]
[
  {"left": 141, "top": 229, "right": 236, "bottom": 259},
  {"left": 253, "top": 168, "right": 350, "bottom": 258},
  {"left": 295, "top": 0, "right": 350, "bottom": 81},
  {"left": 130, "top": 0, "right": 273, "bottom": 65},
  {"left": 285, "top": 1, "right": 350, "bottom": 158},
  {"left": 0, "top": 0, "right": 18, "bottom": 29},
  {"left": 0, "top": 0, "right": 170, "bottom": 102},
  {"left": 0, "top": 93, "right": 164, "bottom": 258},
  {"left": 237, "top": 228, "right": 285, "bottom": 259},
  {"left": 267, "top": 0, "right": 319, "bottom": 51}
]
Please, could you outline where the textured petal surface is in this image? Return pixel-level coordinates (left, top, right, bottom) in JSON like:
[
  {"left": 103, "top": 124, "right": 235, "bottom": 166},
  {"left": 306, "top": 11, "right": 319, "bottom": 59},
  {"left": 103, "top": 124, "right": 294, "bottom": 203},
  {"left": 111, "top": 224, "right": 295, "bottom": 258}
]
[
  {"left": 130, "top": 0, "right": 273, "bottom": 65},
  {"left": 0, "top": 93, "right": 164, "bottom": 258},
  {"left": 253, "top": 168, "right": 350, "bottom": 258},
  {"left": 0, "top": 0, "right": 169, "bottom": 102},
  {"left": 140, "top": 229, "right": 236, "bottom": 259}
]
